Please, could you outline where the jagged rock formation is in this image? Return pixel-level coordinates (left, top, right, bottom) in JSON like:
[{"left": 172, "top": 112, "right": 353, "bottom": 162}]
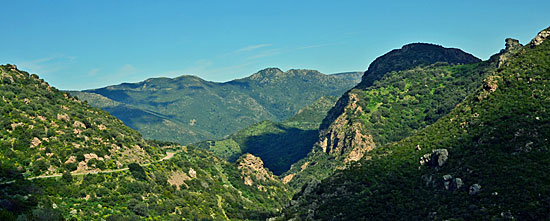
[
  {"left": 318, "top": 93, "right": 375, "bottom": 163},
  {"left": 237, "top": 154, "right": 276, "bottom": 187},
  {"left": 529, "top": 27, "right": 550, "bottom": 47}
]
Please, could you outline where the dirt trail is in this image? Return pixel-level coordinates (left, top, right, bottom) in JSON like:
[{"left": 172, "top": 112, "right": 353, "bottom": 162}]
[{"left": 2, "top": 150, "right": 180, "bottom": 184}]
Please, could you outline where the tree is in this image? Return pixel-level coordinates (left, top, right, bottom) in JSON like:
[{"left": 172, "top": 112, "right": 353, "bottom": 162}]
[
  {"left": 62, "top": 171, "right": 73, "bottom": 183},
  {"left": 128, "top": 163, "right": 146, "bottom": 180}
]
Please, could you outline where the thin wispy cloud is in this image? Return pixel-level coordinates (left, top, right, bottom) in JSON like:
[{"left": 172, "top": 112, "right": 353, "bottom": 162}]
[
  {"left": 18, "top": 54, "right": 76, "bottom": 74},
  {"left": 296, "top": 43, "right": 332, "bottom": 50},
  {"left": 117, "top": 64, "right": 137, "bottom": 76},
  {"left": 234, "top": 44, "right": 272, "bottom": 53},
  {"left": 97, "top": 64, "right": 139, "bottom": 83},
  {"left": 88, "top": 68, "right": 100, "bottom": 76},
  {"left": 247, "top": 48, "right": 283, "bottom": 60}
]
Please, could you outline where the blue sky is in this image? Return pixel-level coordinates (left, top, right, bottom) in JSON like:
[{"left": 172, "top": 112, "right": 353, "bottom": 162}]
[{"left": 1, "top": 0, "right": 549, "bottom": 90}]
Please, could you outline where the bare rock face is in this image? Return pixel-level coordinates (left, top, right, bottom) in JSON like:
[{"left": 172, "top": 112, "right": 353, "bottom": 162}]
[
  {"left": 469, "top": 184, "right": 482, "bottom": 195},
  {"left": 420, "top": 149, "right": 449, "bottom": 168},
  {"left": 505, "top": 38, "right": 522, "bottom": 51},
  {"left": 530, "top": 27, "right": 550, "bottom": 47},
  {"left": 168, "top": 171, "right": 192, "bottom": 190},
  {"left": 497, "top": 38, "right": 523, "bottom": 68},
  {"left": 318, "top": 92, "right": 375, "bottom": 163},
  {"left": 282, "top": 173, "right": 295, "bottom": 184},
  {"left": 237, "top": 153, "right": 275, "bottom": 186}
]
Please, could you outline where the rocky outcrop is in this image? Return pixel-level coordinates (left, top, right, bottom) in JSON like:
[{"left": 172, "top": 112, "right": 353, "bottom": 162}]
[
  {"left": 420, "top": 149, "right": 449, "bottom": 168},
  {"left": 469, "top": 184, "right": 482, "bottom": 195},
  {"left": 530, "top": 27, "right": 550, "bottom": 47},
  {"left": 237, "top": 154, "right": 275, "bottom": 186},
  {"left": 168, "top": 171, "right": 192, "bottom": 190},
  {"left": 496, "top": 38, "right": 524, "bottom": 68},
  {"left": 437, "top": 174, "right": 463, "bottom": 191},
  {"left": 282, "top": 173, "right": 295, "bottom": 184},
  {"left": 318, "top": 92, "right": 375, "bottom": 162}
]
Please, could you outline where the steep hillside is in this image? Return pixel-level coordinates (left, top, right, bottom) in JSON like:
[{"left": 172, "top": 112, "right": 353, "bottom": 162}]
[
  {"left": 0, "top": 65, "right": 164, "bottom": 177},
  {"left": 0, "top": 66, "right": 291, "bottom": 220},
  {"left": 193, "top": 96, "right": 338, "bottom": 175},
  {"left": 284, "top": 27, "right": 550, "bottom": 220},
  {"left": 284, "top": 44, "right": 486, "bottom": 190},
  {"left": 75, "top": 69, "right": 362, "bottom": 144}
]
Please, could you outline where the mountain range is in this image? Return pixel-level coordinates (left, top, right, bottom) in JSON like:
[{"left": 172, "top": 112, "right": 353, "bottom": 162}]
[{"left": 71, "top": 69, "right": 362, "bottom": 144}]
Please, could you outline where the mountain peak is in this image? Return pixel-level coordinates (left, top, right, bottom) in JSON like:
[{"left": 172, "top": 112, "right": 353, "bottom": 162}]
[
  {"left": 505, "top": 38, "right": 522, "bottom": 50},
  {"left": 400, "top": 42, "right": 442, "bottom": 50},
  {"left": 248, "top": 67, "right": 284, "bottom": 80},
  {"left": 357, "top": 42, "right": 480, "bottom": 89},
  {"left": 258, "top": 67, "right": 284, "bottom": 74}
]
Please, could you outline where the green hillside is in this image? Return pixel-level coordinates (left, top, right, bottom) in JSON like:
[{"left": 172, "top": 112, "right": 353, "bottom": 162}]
[
  {"left": 0, "top": 66, "right": 291, "bottom": 220},
  {"left": 0, "top": 65, "right": 164, "bottom": 177},
  {"left": 192, "top": 96, "right": 338, "bottom": 175},
  {"left": 283, "top": 43, "right": 486, "bottom": 190},
  {"left": 284, "top": 28, "right": 550, "bottom": 220},
  {"left": 75, "top": 69, "right": 361, "bottom": 144}
]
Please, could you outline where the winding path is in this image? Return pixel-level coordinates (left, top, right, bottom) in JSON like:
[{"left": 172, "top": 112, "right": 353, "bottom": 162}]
[{"left": 1, "top": 151, "right": 179, "bottom": 184}]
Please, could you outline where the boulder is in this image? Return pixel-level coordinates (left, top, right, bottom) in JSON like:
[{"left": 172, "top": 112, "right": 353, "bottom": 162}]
[
  {"left": 419, "top": 149, "right": 449, "bottom": 168},
  {"left": 469, "top": 184, "right": 481, "bottom": 195},
  {"left": 451, "top": 178, "right": 463, "bottom": 190},
  {"left": 431, "top": 149, "right": 449, "bottom": 167},
  {"left": 443, "top": 174, "right": 453, "bottom": 190}
]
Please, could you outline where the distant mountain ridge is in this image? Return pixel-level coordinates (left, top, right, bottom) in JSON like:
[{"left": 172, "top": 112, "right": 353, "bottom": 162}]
[{"left": 73, "top": 68, "right": 362, "bottom": 144}]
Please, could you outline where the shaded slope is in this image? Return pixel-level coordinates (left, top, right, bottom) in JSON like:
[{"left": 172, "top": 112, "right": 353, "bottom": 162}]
[{"left": 193, "top": 96, "right": 338, "bottom": 175}]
